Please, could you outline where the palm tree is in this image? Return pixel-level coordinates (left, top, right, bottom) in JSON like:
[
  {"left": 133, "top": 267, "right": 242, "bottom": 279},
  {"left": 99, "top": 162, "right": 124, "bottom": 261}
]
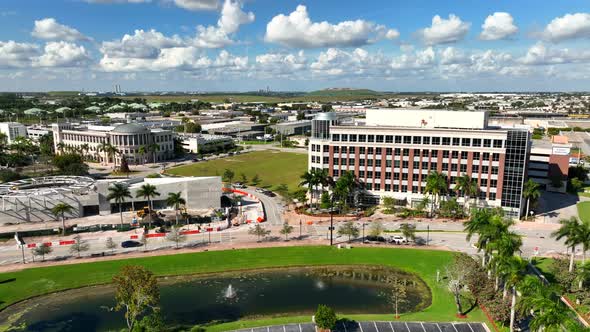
[
  {"left": 106, "top": 144, "right": 120, "bottom": 169},
  {"left": 147, "top": 142, "right": 159, "bottom": 163},
  {"left": 504, "top": 256, "right": 528, "bottom": 332},
  {"left": 552, "top": 216, "right": 584, "bottom": 272},
  {"left": 56, "top": 142, "right": 65, "bottom": 154},
  {"left": 138, "top": 145, "right": 147, "bottom": 164},
  {"left": 424, "top": 171, "right": 448, "bottom": 216},
  {"left": 166, "top": 192, "right": 186, "bottom": 226},
  {"left": 523, "top": 179, "right": 541, "bottom": 220},
  {"left": 578, "top": 220, "right": 590, "bottom": 265},
  {"left": 80, "top": 143, "right": 89, "bottom": 160},
  {"left": 98, "top": 141, "right": 110, "bottom": 165},
  {"left": 136, "top": 184, "right": 160, "bottom": 228},
  {"left": 51, "top": 203, "right": 74, "bottom": 236},
  {"left": 517, "top": 276, "right": 564, "bottom": 332},
  {"left": 454, "top": 174, "right": 479, "bottom": 212},
  {"left": 300, "top": 170, "right": 315, "bottom": 208},
  {"left": 107, "top": 183, "right": 132, "bottom": 228}
]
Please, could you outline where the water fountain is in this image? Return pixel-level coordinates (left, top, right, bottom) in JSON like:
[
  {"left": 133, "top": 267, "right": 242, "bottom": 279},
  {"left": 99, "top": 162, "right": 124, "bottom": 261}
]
[{"left": 224, "top": 284, "right": 237, "bottom": 299}]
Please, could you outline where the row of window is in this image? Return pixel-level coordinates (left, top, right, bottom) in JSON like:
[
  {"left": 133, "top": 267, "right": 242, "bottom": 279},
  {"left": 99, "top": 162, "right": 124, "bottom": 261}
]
[
  {"left": 331, "top": 134, "right": 504, "bottom": 148},
  {"left": 326, "top": 157, "right": 500, "bottom": 174},
  {"left": 331, "top": 169, "right": 498, "bottom": 187}
]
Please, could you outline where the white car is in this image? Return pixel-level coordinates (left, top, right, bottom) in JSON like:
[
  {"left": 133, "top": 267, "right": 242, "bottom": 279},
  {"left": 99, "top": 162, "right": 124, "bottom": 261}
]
[{"left": 389, "top": 235, "right": 407, "bottom": 244}]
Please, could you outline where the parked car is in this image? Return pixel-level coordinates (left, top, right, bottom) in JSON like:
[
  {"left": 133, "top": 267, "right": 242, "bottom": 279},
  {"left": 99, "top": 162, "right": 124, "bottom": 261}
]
[
  {"left": 121, "top": 240, "right": 142, "bottom": 248},
  {"left": 263, "top": 190, "right": 276, "bottom": 197},
  {"left": 388, "top": 235, "right": 407, "bottom": 244},
  {"left": 233, "top": 182, "right": 246, "bottom": 189},
  {"left": 255, "top": 188, "right": 265, "bottom": 193}
]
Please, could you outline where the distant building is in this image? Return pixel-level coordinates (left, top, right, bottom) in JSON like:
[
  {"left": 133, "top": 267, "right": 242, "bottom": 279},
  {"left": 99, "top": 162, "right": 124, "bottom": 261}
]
[
  {"left": 52, "top": 122, "right": 175, "bottom": 165},
  {"left": 528, "top": 136, "right": 571, "bottom": 192},
  {"left": 271, "top": 120, "right": 311, "bottom": 136},
  {"left": 178, "top": 133, "right": 234, "bottom": 154},
  {"left": 26, "top": 125, "right": 52, "bottom": 142},
  {"left": 0, "top": 122, "right": 27, "bottom": 144},
  {"left": 309, "top": 109, "right": 530, "bottom": 219}
]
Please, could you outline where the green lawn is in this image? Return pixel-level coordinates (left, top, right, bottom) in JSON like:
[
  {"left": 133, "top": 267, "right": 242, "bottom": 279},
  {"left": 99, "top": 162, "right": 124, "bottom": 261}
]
[
  {"left": 577, "top": 202, "right": 590, "bottom": 223},
  {"left": 0, "top": 247, "right": 486, "bottom": 330},
  {"left": 166, "top": 150, "right": 307, "bottom": 192}
]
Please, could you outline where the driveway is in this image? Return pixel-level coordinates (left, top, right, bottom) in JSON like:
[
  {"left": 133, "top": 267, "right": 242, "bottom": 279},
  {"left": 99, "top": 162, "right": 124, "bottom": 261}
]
[{"left": 536, "top": 191, "right": 589, "bottom": 223}]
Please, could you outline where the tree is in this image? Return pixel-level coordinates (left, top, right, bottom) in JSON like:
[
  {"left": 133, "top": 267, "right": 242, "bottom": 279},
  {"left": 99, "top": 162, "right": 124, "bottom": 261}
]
[
  {"left": 503, "top": 257, "right": 528, "bottom": 332},
  {"left": 51, "top": 202, "right": 74, "bottom": 236},
  {"left": 166, "top": 192, "right": 186, "bottom": 226},
  {"left": 523, "top": 179, "right": 541, "bottom": 220},
  {"left": 105, "top": 237, "right": 117, "bottom": 253},
  {"left": 106, "top": 144, "right": 120, "bottom": 169},
  {"left": 136, "top": 184, "right": 160, "bottom": 229},
  {"left": 107, "top": 183, "right": 132, "bottom": 228},
  {"left": 166, "top": 226, "right": 186, "bottom": 249},
  {"left": 369, "top": 221, "right": 385, "bottom": 237},
  {"left": 424, "top": 171, "right": 448, "bottom": 215},
  {"left": 552, "top": 217, "right": 584, "bottom": 272},
  {"left": 576, "top": 261, "right": 590, "bottom": 290},
  {"left": 147, "top": 143, "right": 159, "bottom": 164},
  {"left": 222, "top": 168, "right": 235, "bottom": 183},
  {"left": 112, "top": 265, "right": 160, "bottom": 332},
  {"left": 387, "top": 277, "right": 407, "bottom": 319},
  {"left": 300, "top": 170, "right": 316, "bottom": 208},
  {"left": 248, "top": 224, "right": 271, "bottom": 242},
  {"left": 251, "top": 174, "right": 261, "bottom": 186},
  {"left": 399, "top": 223, "right": 416, "bottom": 242},
  {"left": 240, "top": 173, "right": 248, "bottom": 183},
  {"left": 314, "top": 304, "right": 337, "bottom": 331},
  {"left": 337, "top": 221, "right": 359, "bottom": 242},
  {"left": 138, "top": 145, "right": 147, "bottom": 164},
  {"left": 69, "top": 235, "right": 90, "bottom": 258},
  {"left": 454, "top": 174, "right": 479, "bottom": 212},
  {"left": 279, "top": 222, "right": 294, "bottom": 241},
  {"left": 33, "top": 243, "right": 52, "bottom": 261},
  {"left": 445, "top": 258, "right": 468, "bottom": 316},
  {"left": 52, "top": 153, "right": 89, "bottom": 176}
]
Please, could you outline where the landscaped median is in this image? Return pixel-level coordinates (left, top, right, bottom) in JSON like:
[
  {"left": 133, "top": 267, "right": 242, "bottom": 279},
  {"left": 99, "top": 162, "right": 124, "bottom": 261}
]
[{"left": 0, "top": 246, "right": 487, "bottom": 330}]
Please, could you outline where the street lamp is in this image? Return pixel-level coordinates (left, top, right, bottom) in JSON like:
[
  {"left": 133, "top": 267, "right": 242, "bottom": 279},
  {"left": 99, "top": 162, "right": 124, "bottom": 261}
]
[
  {"left": 299, "top": 219, "right": 302, "bottom": 238},
  {"left": 329, "top": 194, "right": 335, "bottom": 246},
  {"left": 426, "top": 225, "right": 430, "bottom": 246},
  {"left": 362, "top": 223, "right": 366, "bottom": 243}
]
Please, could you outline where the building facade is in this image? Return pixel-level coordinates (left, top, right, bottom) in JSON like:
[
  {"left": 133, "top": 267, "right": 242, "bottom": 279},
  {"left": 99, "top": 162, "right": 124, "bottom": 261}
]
[
  {"left": 528, "top": 136, "right": 571, "bottom": 193},
  {"left": 308, "top": 110, "right": 530, "bottom": 218},
  {"left": 0, "top": 122, "right": 27, "bottom": 144},
  {"left": 52, "top": 122, "right": 175, "bottom": 165},
  {"left": 178, "top": 133, "right": 234, "bottom": 154}
]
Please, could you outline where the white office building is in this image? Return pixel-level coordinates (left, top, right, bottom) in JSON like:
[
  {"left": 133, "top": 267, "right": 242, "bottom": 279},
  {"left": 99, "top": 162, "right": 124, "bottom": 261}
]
[{"left": 0, "top": 122, "right": 27, "bottom": 144}]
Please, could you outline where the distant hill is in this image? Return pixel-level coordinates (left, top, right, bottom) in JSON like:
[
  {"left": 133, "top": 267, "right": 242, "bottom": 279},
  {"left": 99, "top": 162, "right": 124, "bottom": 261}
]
[{"left": 306, "top": 88, "right": 382, "bottom": 97}]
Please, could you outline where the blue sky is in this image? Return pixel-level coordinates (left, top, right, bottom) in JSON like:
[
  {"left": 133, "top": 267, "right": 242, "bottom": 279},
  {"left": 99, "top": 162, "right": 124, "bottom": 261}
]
[{"left": 0, "top": 0, "right": 589, "bottom": 92}]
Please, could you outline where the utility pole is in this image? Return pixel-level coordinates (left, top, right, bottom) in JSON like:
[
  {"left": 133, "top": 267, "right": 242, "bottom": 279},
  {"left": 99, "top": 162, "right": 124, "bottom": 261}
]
[
  {"left": 362, "top": 223, "right": 366, "bottom": 243},
  {"left": 426, "top": 225, "right": 430, "bottom": 246},
  {"left": 299, "top": 219, "right": 302, "bottom": 238},
  {"left": 329, "top": 195, "right": 335, "bottom": 246}
]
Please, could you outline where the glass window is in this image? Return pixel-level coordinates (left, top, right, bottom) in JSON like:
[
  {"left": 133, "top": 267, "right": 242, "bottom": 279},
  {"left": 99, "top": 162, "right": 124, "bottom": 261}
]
[
  {"left": 403, "top": 136, "right": 411, "bottom": 144},
  {"left": 385, "top": 135, "right": 394, "bottom": 143},
  {"left": 432, "top": 137, "right": 441, "bottom": 145},
  {"left": 386, "top": 148, "right": 393, "bottom": 155},
  {"left": 452, "top": 138, "right": 460, "bottom": 146},
  {"left": 376, "top": 147, "right": 382, "bottom": 155},
  {"left": 442, "top": 137, "right": 451, "bottom": 145},
  {"left": 376, "top": 135, "right": 384, "bottom": 143},
  {"left": 349, "top": 134, "right": 357, "bottom": 142},
  {"left": 395, "top": 136, "right": 402, "bottom": 143},
  {"left": 359, "top": 147, "right": 366, "bottom": 154},
  {"left": 493, "top": 140, "right": 503, "bottom": 148},
  {"left": 461, "top": 138, "right": 471, "bottom": 146},
  {"left": 341, "top": 134, "right": 348, "bottom": 142},
  {"left": 423, "top": 136, "right": 431, "bottom": 144},
  {"left": 483, "top": 139, "right": 491, "bottom": 147},
  {"left": 358, "top": 134, "right": 366, "bottom": 142},
  {"left": 367, "top": 135, "right": 375, "bottom": 143},
  {"left": 473, "top": 138, "right": 482, "bottom": 147},
  {"left": 332, "top": 134, "right": 340, "bottom": 141},
  {"left": 413, "top": 136, "right": 421, "bottom": 144}
]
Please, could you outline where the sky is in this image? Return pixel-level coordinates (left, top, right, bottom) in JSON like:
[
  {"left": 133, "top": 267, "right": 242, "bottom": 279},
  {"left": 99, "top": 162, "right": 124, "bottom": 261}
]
[{"left": 0, "top": 0, "right": 590, "bottom": 92}]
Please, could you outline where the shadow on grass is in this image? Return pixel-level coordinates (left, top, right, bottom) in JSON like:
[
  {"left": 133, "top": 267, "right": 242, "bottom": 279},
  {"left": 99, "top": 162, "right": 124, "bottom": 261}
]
[{"left": 0, "top": 278, "right": 16, "bottom": 284}]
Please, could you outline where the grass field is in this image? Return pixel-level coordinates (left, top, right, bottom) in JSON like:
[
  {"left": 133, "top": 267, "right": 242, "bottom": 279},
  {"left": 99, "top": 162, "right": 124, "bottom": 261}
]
[
  {"left": 166, "top": 150, "right": 307, "bottom": 192},
  {"left": 578, "top": 202, "right": 590, "bottom": 223},
  {"left": 0, "top": 246, "right": 485, "bottom": 330}
]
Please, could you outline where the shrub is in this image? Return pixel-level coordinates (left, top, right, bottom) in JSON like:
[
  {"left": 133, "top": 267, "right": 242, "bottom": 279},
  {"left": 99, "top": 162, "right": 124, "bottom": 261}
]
[{"left": 315, "top": 304, "right": 337, "bottom": 331}]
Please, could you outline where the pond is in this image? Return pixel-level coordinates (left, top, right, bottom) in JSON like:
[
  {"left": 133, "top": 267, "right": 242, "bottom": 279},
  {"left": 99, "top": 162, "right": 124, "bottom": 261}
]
[{"left": 0, "top": 265, "right": 432, "bottom": 331}]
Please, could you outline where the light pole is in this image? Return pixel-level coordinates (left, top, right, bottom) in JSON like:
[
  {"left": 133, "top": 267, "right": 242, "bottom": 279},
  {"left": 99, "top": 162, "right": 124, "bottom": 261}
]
[
  {"left": 299, "top": 219, "right": 302, "bottom": 238},
  {"left": 426, "top": 225, "right": 430, "bottom": 246},
  {"left": 362, "top": 223, "right": 366, "bottom": 243},
  {"left": 329, "top": 195, "right": 335, "bottom": 246}
]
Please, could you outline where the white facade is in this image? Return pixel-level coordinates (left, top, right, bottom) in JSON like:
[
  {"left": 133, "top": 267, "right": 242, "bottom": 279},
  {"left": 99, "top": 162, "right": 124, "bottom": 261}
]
[
  {"left": 365, "top": 109, "right": 488, "bottom": 129},
  {"left": 178, "top": 134, "right": 234, "bottom": 153},
  {"left": 0, "top": 122, "right": 27, "bottom": 144}
]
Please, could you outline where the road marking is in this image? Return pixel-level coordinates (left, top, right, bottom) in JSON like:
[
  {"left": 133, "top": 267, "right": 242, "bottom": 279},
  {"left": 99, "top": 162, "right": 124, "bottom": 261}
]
[
  {"left": 420, "top": 322, "right": 427, "bottom": 332},
  {"left": 374, "top": 321, "right": 379, "bottom": 332},
  {"left": 451, "top": 323, "right": 459, "bottom": 332},
  {"left": 389, "top": 321, "right": 395, "bottom": 332},
  {"left": 358, "top": 322, "right": 364, "bottom": 332},
  {"left": 436, "top": 323, "right": 443, "bottom": 332},
  {"left": 467, "top": 323, "right": 475, "bottom": 332}
]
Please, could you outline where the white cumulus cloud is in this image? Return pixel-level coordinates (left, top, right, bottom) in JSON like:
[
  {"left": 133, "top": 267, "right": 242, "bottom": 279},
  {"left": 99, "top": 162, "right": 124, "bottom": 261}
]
[
  {"left": 480, "top": 12, "right": 518, "bottom": 40},
  {"left": 33, "top": 41, "right": 90, "bottom": 67},
  {"left": 418, "top": 14, "right": 470, "bottom": 45},
  {"left": 519, "top": 42, "right": 590, "bottom": 65},
  {"left": 192, "top": 0, "right": 254, "bottom": 48},
  {"left": 542, "top": 13, "right": 590, "bottom": 42},
  {"left": 0, "top": 41, "right": 40, "bottom": 68},
  {"left": 173, "top": 0, "right": 219, "bottom": 11},
  {"left": 32, "top": 18, "right": 89, "bottom": 41},
  {"left": 101, "top": 29, "right": 183, "bottom": 59},
  {"left": 265, "top": 5, "right": 398, "bottom": 48}
]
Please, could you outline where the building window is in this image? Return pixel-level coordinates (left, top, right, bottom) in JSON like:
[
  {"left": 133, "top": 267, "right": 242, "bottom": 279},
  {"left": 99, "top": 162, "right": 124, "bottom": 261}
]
[
  {"left": 394, "top": 148, "right": 401, "bottom": 156},
  {"left": 349, "top": 134, "right": 357, "bottom": 142},
  {"left": 483, "top": 152, "right": 489, "bottom": 160},
  {"left": 442, "top": 163, "right": 449, "bottom": 171},
  {"left": 431, "top": 162, "right": 438, "bottom": 170},
  {"left": 472, "top": 164, "right": 478, "bottom": 173},
  {"left": 432, "top": 137, "right": 441, "bottom": 145},
  {"left": 394, "top": 160, "right": 400, "bottom": 168},
  {"left": 483, "top": 139, "right": 491, "bottom": 147},
  {"left": 473, "top": 152, "right": 480, "bottom": 159},
  {"left": 413, "top": 161, "right": 420, "bottom": 169},
  {"left": 423, "top": 136, "right": 431, "bottom": 144},
  {"left": 368, "top": 135, "right": 375, "bottom": 143},
  {"left": 402, "top": 173, "right": 408, "bottom": 180},
  {"left": 492, "top": 153, "right": 500, "bottom": 161},
  {"left": 431, "top": 150, "right": 438, "bottom": 158},
  {"left": 349, "top": 147, "right": 356, "bottom": 154},
  {"left": 412, "top": 173, "right": 419, "bottom": 181},
  {"left": 332, "top": 134, "right": 340, "bottom": 141},
  {"left": 334, "top": 146, "right": 340, "bottom": 153},
  {"left": 385, "top": 135, "right": 393, "bottom": 143},
  {"left": 341, "top": 146, "right": 348, "bottom": 154},
  {"left": 375, "top": 160, "right": 382, "bottom": 167},
  {"left": 493, "top": 140, "right": 503, "bottom": 148},
  {"left": 393, "top": 185, "right": 399, "bottom": 191},
  {"left": 368, "top": 147, "right": 374, "bottom": 154},
  {"left": 359, "top": 147, "right": 366, "bottom": 154},
  {"left": 461, "top": 138, "right": 471, "bottom": 146},
  {"left": 413, "top": 136, "right": 421, "bottom": 144},
  {"left": 348, "top": 159, "right": 355, "bottom": 166},
  {"left": 452, "top": 138, "right": 460, "bottom": 146},
  {"left": 451, "top": 164, "right": 458, "bottom": 172},
  {"left": 395, "top": 136, "right": 402, "bottom": 143},
  {"left": 394, "top": 173, "right": 400, "bottom": 180},
  {"left": 359, "top": 159, "right": 365, "bottom": 166},
  {"left": 334, "top": 158, "right": 340, "bottom": 165},
  {"left": 442, "top": 137, "right": 451, "bottom": 145},
  {"left": 460, "top": 164, "right": 467, "bottom": 172},
  {"left": 341, "top": 134, "right": 348, "bottom": 142},
  {"left": 367, "top": 159, "right": 373, "bottom": 167},
  {"left": 376, "top": 147, "right": 382, "bottom": 155},
  {"left": 451, "top": 151, "right": 458, "bottom": 159},
  {"left": 402, "top": 161, "right": 409, "bottom": 168},
  {"left": 386, "top": 148, "right": 393, "bottom": 155},
  {"left": 376, "top": 135, "right": 384, "bottom": 143},
  {"left": 385, "top": 184, "right": 391, "bottom": 191},
  {"left": 386, "top": 160, "right": 392, "bottom": 167},
  {"left": 403, "top": 149, "right": 409, "bottom": 156},
  {"left": 374, "top": 184, "right": 381, "bottom": 191},
  {"left": 359, "top": 170, "right": 365, "bottom": 178},
  {"left": 412, "top": 186, "right": 418, "bottom": 193},
  {"left": 443, "top": 151, "right": 450, "bottom": 158},
  {"left": 473, "top": 138, "right": 482, "bottom": 147},
  {"left": 358, "top": 134, "right": 366, "bottom": 142},
  {"left": 403, "top": 136, "right": 411, "bottom": 144}
]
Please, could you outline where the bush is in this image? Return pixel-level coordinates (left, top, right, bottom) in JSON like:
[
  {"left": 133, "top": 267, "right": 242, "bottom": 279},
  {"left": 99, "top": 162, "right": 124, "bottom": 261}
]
[
  {"left": 315, "top": 304, "right": 337, "bottom": 331},
  {"left": 0, "top": 169, "right": 23, "bottom": 183}
]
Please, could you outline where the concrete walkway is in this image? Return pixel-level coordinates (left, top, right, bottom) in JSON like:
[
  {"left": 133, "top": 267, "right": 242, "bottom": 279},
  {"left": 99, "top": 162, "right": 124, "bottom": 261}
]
[{"left": 232, "top": 321, "right": 488, "bottom": 332}]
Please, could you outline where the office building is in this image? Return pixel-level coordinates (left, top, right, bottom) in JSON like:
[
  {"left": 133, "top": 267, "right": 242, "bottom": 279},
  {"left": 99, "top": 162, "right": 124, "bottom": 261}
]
[
  {"left": 308, "top": 110, "right": 530, "bottom": 218},
  {"left": 0, "top": 122, "right": 27, "bottom": 144},
  {"left": 52, "top": 122, "right": 175, "bottom": 165},
  {"left": 178, "top": 133, "right": 234, "bottom": 154},
  {"left": 528, "top": 136, "right": 571, "bottom": 193}
]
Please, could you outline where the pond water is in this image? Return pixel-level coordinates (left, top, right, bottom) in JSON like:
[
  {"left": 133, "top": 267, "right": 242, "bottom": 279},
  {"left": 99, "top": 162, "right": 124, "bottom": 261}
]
[{"left": 0, "top": 265, "right": 431, "bottom": 332}]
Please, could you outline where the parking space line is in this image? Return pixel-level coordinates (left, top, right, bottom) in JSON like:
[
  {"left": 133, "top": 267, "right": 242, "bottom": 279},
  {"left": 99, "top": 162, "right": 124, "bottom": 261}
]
[
  {"left": 298, "top": 324, "right": 302, "bottom": 332},
  {"left": 436, "top": 323, "right": 443, "bottom": 332},
  {"left": 358, "top": 322, "right": 364, "bottom": 332},
  {"left": 389, "top": 322, "right": 395, "bottom": 332},
  {"left": 405, "top": 323, "right": 410, "bottom": 332},
  {"left": 420, "top": 322, "right": 427, "bottom": 332},
  {"left": 467, "top": 323, "right": 475, "bottom": 332},
  {"left": 374, "top": 321, "right": 379, "bottom": 332},
  {"left": 342, "top": 321, "right": 348, "bottom": 332},
  {"left": 451, "top": 324, "right": 459, "bottom": 332}
]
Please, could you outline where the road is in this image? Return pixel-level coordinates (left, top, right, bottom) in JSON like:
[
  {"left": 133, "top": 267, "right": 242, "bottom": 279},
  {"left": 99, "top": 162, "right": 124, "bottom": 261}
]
[{"left": 241, "top": 187, "right": 286, "bottom": 226}]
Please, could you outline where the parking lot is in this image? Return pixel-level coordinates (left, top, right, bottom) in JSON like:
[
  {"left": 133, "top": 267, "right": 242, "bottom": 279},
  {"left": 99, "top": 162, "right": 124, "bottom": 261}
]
[{"left": 232, "top": 321, "right": 488, "bottom": 332}]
